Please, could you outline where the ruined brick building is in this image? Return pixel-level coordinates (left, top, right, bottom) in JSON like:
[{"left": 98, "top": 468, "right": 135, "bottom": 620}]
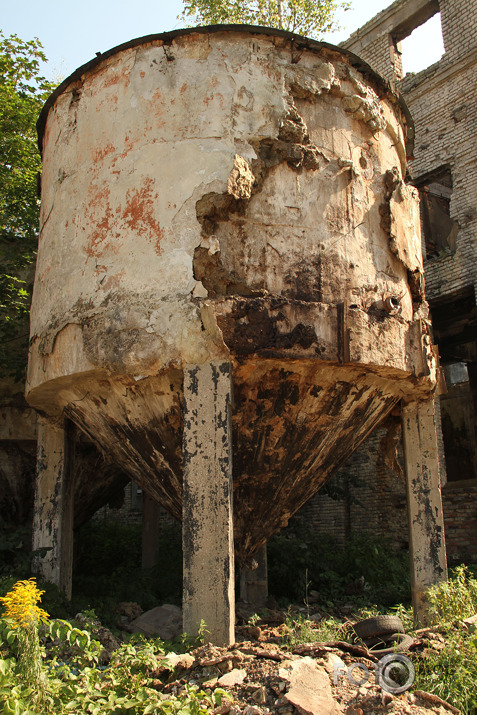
[{"left": 304, "top": 0, "right": 477, "bottom": 564}]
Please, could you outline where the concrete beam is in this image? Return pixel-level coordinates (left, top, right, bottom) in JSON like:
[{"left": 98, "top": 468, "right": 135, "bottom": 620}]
[
  {"left": 182, "top": 361, "right": 235, "bottom": 646},
  {"left": 402, "top": 399, "right": 448, "bottom": 624},
  {"left": 240, "top": 544, "right": 268, "bottom": 607},
  {"left": 343, "top": 0, "right": 439, "bottom": 48},
  {"left": 32, "top": 417, "right": 75, "bottom": 598}
]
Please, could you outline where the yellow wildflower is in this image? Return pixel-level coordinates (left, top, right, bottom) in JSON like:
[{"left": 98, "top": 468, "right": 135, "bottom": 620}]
[{"left": 0, "top": 578, "right": 49, "bottom": 629}]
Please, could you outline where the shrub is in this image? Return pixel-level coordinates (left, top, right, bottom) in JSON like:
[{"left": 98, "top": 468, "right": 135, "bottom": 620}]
[
  {"left": 267, "top": 524, "right": 411, "bottom": 606},
  {"left": 0, "top": 588, "right": 231, "bottom": 714}
]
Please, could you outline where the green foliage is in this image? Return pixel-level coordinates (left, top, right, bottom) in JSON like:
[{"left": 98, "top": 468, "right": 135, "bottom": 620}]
[
  {"left": 73, "top": 520, "right": 144, "bottom": 613},
  {"left": 414, "top": 627, "right": 477, "bottom": 714},
  {"left": 0, "top": 546, "right": 73, "bottom": 623},
  {"left": 366, "top": 568, "right": 477, "bottom": 714},
  {"left": 283, "top": 612, "right": 315, "bottom": 647},
  {"left": 409, "top": 567, "right": 477, "bottom": 714},
  {"left": 47, "top": 618, "right": 103, "bottom": 668},
  {"left": 0, "top": 519, "right": 183, "bottom": 628},
  {"left": 165, "top": 618, "right": 210, "bottom": 655},
  {"left": 0, "top": 31, "right": 55, "bottom": 380},
  {"left": 311, "top": 615, "right": 349, "bottom": 642},
  {"left": 0, "top": 610, "right": 232, "bottom": 714},
  {"left": 267, "top": 525, "right": 411, "bottom": 606},
  {"left": 0, "top": 526, "right": 35, "bottom": 578},
  {"left": 426, "top": 564, "right": 477, "bottom": 625},
  {"left": 179, "top": 0, "right": 350, "bottom": 39}
]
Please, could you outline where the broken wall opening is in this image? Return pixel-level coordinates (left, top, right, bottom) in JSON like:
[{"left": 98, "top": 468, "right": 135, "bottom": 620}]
[
  {"left": 397, "top": 12, "right": 445, "bottom": 76},
  {"left": 430, "top": 286, "right": 477, "bottom": 482},
  {"left": 413, "top": 167, "right": 458, "bottom": 259},
  {"left": 387, "top": 1, "right": 442, "bottom": 80}
]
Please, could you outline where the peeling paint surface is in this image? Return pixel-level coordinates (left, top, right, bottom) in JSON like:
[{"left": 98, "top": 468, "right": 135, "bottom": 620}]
[
  {"left": 402, "top": 400, "right": 448, "bottom": 623},
  {"left": 28, "top": 29, "right": 437, "bottom": 562}
]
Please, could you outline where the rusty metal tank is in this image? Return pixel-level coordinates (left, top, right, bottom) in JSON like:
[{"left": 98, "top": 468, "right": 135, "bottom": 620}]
[{"left": 27, "top": 26, "right": 437, "bottom": 563}]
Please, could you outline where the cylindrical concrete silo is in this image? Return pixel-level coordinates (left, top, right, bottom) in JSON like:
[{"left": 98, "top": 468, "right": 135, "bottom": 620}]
[{"left": 27, "top": 27, "right": 447, "bottom": 642}]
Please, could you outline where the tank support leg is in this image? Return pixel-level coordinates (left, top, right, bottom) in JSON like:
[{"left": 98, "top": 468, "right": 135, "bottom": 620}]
[
  {"left": 182, "top": 361, "right": 235, "bottom": 646},
  {"left": 402, "top": 399, "right": 448, "bottom": 625},
  {"left": 32, "top": 417, "right": 75, "bottom": 599},
  {"left": 240, "top": 544, "right": 268, "bottom": 607}
]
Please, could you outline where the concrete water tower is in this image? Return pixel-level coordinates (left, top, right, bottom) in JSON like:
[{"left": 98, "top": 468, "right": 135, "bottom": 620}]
[{"left": 28, "top": 26, "right": 447, "bottom": 643}]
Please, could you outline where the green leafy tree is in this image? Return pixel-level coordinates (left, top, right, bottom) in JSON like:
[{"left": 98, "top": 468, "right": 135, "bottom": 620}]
[
  {"left": 0, "top": 32, "right": 54, "bottom": 381},
  {"left": 180, "top": 0, "right": 350, "bottom": 38}
]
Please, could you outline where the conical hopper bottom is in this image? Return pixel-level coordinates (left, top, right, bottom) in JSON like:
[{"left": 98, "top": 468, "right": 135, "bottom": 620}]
[{"left": 57, "top": 359, "right": 405, "bottom": 563}]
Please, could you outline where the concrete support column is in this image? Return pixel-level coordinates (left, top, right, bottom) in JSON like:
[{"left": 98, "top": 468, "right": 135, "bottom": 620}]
[
  {"left": 182, "top": 361, "right": 235, "bottom": 646},
  {"left": 240, "top": 544, "right": 268, "bottom": 607},
  {"left": 142, "top": 492, "right": 162, "bottom": 569},
  {"left": 402, "top": 399, "right": 448, "bottom": 624},
  {"left": 32, "top": 417, "right": 75, "bottom": 599}
]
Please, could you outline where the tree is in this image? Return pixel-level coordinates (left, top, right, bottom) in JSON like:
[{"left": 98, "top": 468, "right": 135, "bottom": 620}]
[
  {"left": 0, "top": 32, "right": 54, "bottom": 381},
  {"left": 179, "top": 0, "right": 350, "bottom": 39}
]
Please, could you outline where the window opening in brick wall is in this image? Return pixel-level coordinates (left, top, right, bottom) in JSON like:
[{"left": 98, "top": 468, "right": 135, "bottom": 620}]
[
  {"left": 397, "top": 12, "right": 444, "bottom": 76},
  {"left": 440, "top": 367, "right": 477, "bottom": 482},
  {"left": 130, "top": 482, "right": 143, "bottom": 511},
  {"left": 413, "top": 167, "right": 458, "bottom": 259},
  {"left": 430, "top": 287, "right": 477, "bottom": 482}
]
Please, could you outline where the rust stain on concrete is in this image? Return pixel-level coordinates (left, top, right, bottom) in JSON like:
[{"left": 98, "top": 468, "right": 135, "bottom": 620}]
[
  {"left": 85, "top": 187, "right": 117, "bottom": 258},
  {"left": 121, "top": 177, "right": 164, "bottom": 254},
  {"left": 91, "top": 143, "right": 116, "bottom": 163}
]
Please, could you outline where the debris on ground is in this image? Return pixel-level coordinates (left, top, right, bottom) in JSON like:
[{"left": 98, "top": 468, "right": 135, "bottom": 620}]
[{"left": 99, "top": 604, "right": 462, "bottom": 715}]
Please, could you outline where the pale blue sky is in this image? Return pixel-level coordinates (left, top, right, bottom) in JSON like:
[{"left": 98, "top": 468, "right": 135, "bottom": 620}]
[{"left": 2, "top": 0, "right": 444, "bottom": 82}]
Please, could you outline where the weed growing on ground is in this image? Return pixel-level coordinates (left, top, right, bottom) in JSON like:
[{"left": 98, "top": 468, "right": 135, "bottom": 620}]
[
  {"left": 0, "top": 580, "right": 232, "bottom": 714},
  {"left": 312, "top": 616, "right": 350, "bottom": 643},
  {"left": 414, "top": 627, "right": 477, "bottom": 714},
  {"left": 411, "top": 565, "right": 477, "bottom": 714},
  {"left": 379, "top": 566, "right": 477, "bottom": 714},
  {"left": 283, "top": 612, "right": 316, "bottom": 647},
  {"left": 283, "top": 610, "right": 350, "bottom": 648},
  {"left": 426, "top": 564, "right": 477, "bottom": 624}
]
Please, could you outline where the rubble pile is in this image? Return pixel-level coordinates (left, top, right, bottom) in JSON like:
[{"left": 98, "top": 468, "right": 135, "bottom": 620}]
[
  {"left": 152, "top": 637, "right": 459, "bottom": 715},
  {"left": 104, "top": 604, "right": 463, "bottom": 715}
]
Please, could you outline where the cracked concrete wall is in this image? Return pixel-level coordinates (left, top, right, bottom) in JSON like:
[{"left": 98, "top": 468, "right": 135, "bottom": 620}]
[{"left": 27, "top": 28, "right": 438, "bottom": 562}]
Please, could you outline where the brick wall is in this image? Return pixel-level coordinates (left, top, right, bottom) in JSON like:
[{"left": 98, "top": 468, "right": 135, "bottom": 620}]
[
  {"left": 439, "top": 0, "right": 477, "bottom": 63},
  {"left": 442, "top": 480, "right": 477, "bottom": 563},
  {"left": 303, "top": 415, "right": 410, "bottom": 550},
  {"left": 401, "top": 59, "right": 477, "bottom": 302},
  {"left": 306, "top": 415, "right": 475, "bottom": 564}
]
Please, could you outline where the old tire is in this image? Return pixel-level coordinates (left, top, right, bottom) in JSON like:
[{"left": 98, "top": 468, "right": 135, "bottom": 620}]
[
  {"left": 353, "top": 615, "right": 404, "bottom": 639},
  {"left": 366, "top": 632, "right": 414, "bottom": 656}
]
